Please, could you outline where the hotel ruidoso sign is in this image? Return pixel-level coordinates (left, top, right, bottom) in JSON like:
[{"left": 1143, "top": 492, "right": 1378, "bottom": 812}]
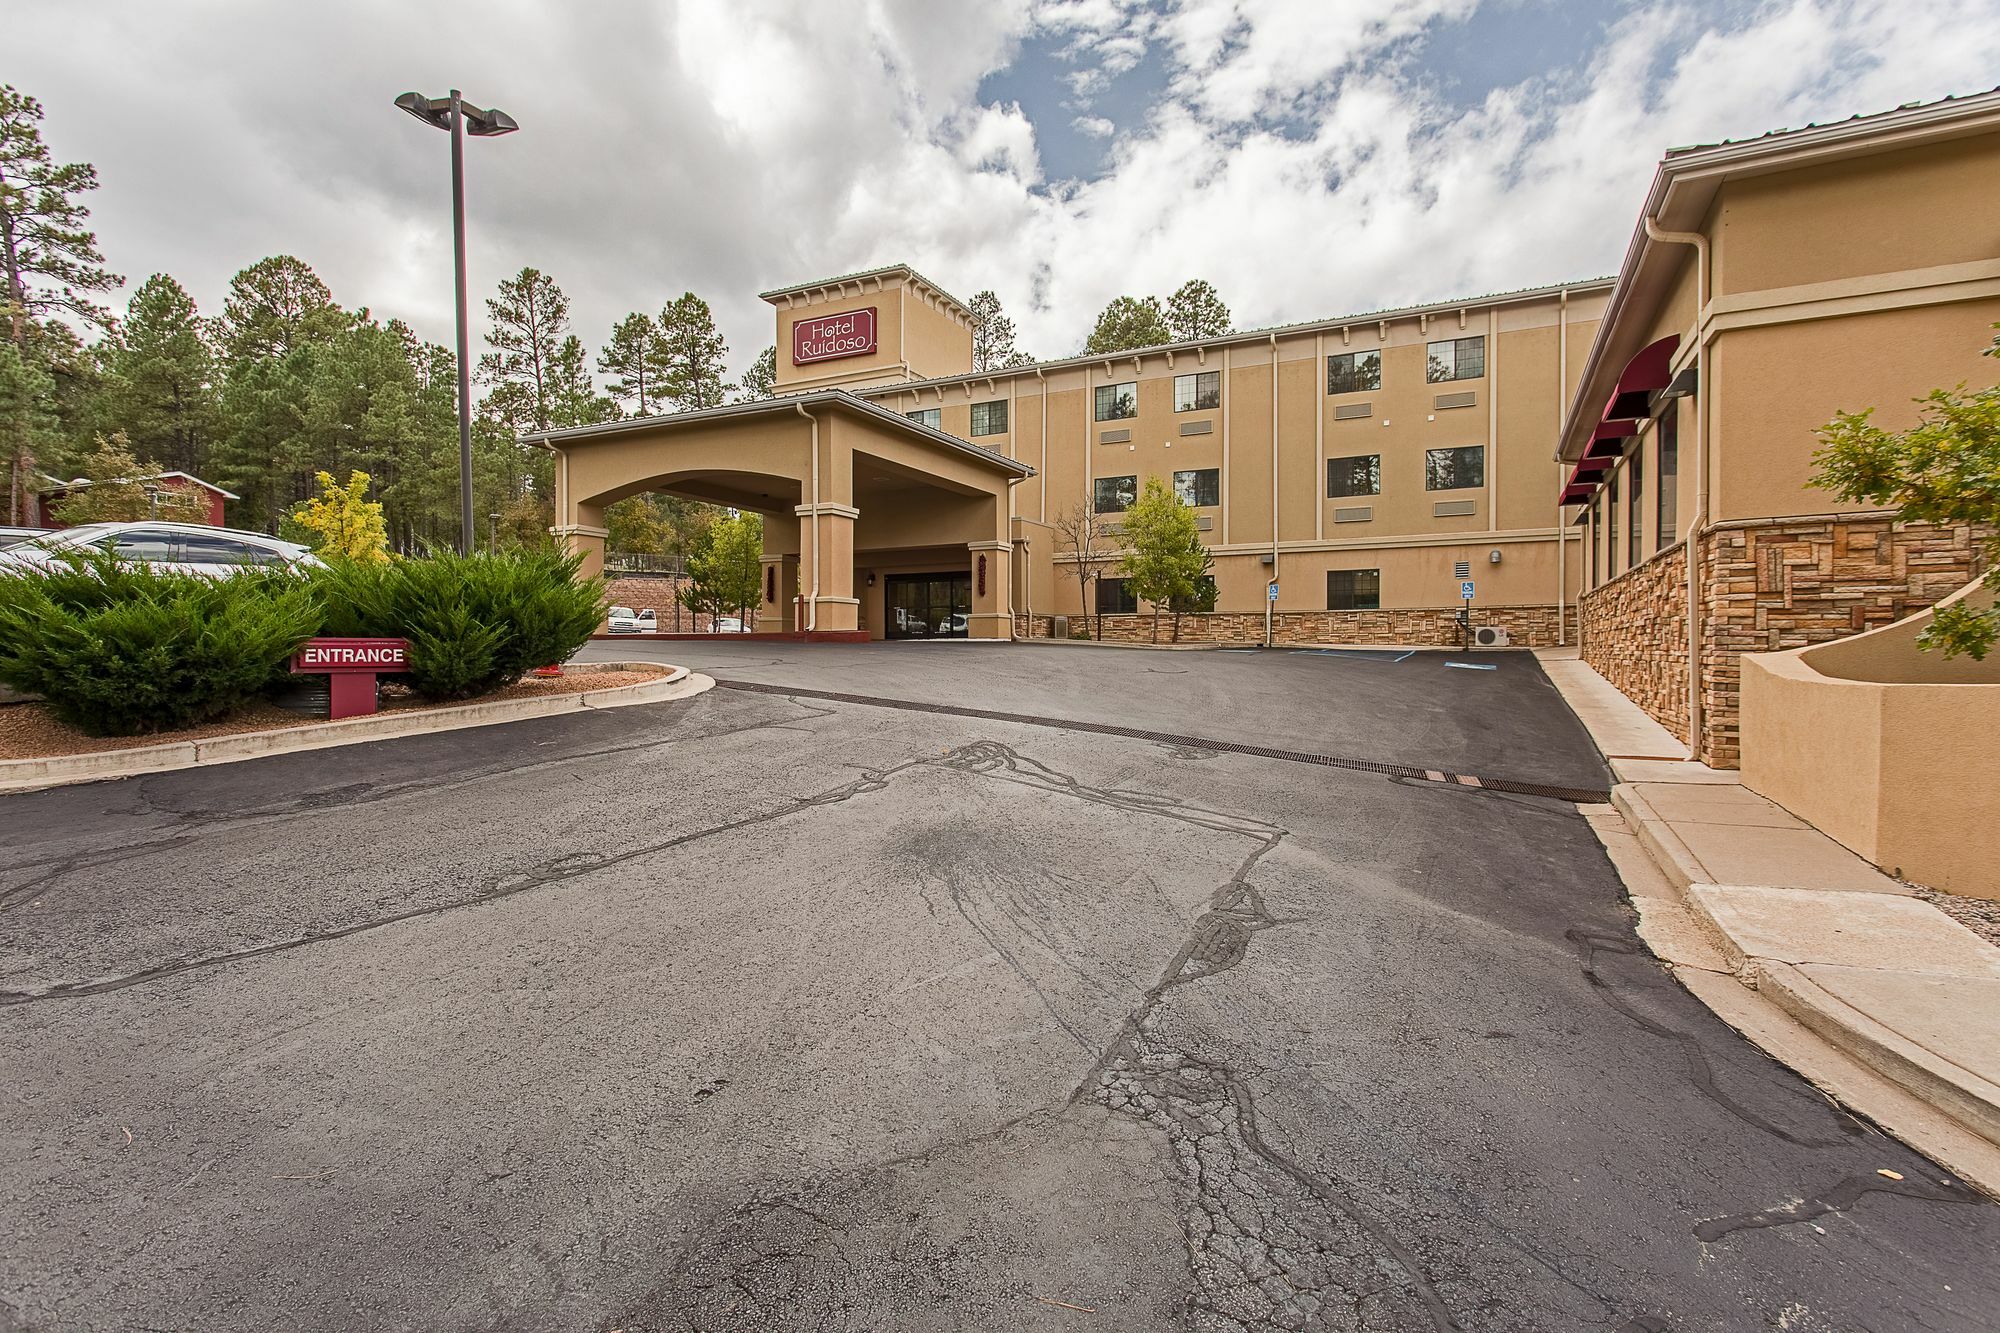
[{"left": 792, "top": 307, "right": 877, "bottom": 365}]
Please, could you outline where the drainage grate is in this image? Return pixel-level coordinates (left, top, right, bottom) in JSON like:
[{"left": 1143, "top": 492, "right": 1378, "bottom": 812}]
[{"left": 715, "top": 680, "right": 1611, "bottom": 804}]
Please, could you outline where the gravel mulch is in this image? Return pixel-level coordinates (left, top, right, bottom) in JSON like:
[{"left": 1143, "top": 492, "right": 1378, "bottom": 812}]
[
  {"left": 0, "top": 665, "right": 670, "bottom": 762},
  {"left": 1914, "top": 885, "right": 2000, "bottom": 951}
]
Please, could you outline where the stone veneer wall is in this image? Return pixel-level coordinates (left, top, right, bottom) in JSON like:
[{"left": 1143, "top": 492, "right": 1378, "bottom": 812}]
[
  {"left": 1579, "top": 515, "right": 1987, "bottom": 768},
  {"left": 1012, "top": 604, "right": 1565, "bottom": 647},
  {"left": 603, "top": 575, "right": 694, "bottom": 628},
  {"left": 1578, "top": 542, "right": 1690, "bottom": 745}
]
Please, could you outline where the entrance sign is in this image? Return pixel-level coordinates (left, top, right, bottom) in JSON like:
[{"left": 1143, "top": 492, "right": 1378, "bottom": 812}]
[
  {"left": 792, "top": 308, "right": 878, "bottom": 365},
  {"left": 291, "top": 637, "right": 410, "bottom": 720}
]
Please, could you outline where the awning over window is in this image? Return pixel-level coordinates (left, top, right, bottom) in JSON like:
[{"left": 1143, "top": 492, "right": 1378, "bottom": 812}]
[
  {"left": 1604, "top": 334, "right": 1679, "bottom": 422},
  {"left": 1585, "top": 420, "right": 1640, "bottom": 458}
]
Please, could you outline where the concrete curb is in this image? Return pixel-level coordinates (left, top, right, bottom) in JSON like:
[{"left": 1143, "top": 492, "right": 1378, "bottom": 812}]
[
  {"left": 1546, "top": 652, "right": 2000, "bottom": 1194},
  {"left": 0, "top": 664, "right": 713, "bottom": 794}
]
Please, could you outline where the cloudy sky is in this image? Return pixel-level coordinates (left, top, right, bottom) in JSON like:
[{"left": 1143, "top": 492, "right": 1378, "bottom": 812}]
[{"left": 15, "top": 0, "right": 2000, "bottom": 382}]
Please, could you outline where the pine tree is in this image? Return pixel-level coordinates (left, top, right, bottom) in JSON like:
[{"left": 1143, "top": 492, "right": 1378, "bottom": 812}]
[
  {"left": 480, "top": 266, "right": 571, "bottom": 434},
  {"left": 653, "top": 292, "right": 730, "bottom": 411},
  {"left": 1083, "top": 295, "right": 1171, "bottom": 354},
  {"left": 219, "top": 255, "right": 347, "bottom": 362},
  {"left": 734, "top": 345, "right": 777, "bottom": 402},
  {"left": 101, "top": 274, "right": 218, "bottom": 476},
  {"left": 548, "top": 334, "right": 613, "bottom": 428},
  {"left": 1165, "top": 279, "right": 1232, "bottom": 342},
  {"left": 0, "top": 86, "right": 122, "bottom": 520},
  {"left": 597, "top": 312, "right": 662, "bottom": 417},
  {"left": 968, "top": 290, "right": 1024, "bottom": 371}
]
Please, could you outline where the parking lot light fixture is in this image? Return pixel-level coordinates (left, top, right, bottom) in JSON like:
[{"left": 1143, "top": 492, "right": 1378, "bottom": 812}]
[{"left": 394, "top": 89, "right": 518, "bottom": 555}]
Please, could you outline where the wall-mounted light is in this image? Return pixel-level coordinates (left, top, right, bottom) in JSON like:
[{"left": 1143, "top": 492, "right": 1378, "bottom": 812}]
[
  {"left": 1488, "top": 549, "right": 1502, "bottom": 564},
  {"left": 866, "top": 571, "right": 876, "bottom": 587}
]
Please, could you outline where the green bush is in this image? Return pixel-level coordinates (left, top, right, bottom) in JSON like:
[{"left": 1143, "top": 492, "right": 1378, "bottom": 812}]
[
  {"left": 310, "top": 549, "right": 605, "bottom": 700},
  {"left": 0, "top": 553, "right": 319, "bottom": 736}
]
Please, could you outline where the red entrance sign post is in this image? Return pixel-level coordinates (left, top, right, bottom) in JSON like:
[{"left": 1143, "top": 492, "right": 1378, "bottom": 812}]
[{"left": 291, "top": 637, "right": 410, "bottom": 719}]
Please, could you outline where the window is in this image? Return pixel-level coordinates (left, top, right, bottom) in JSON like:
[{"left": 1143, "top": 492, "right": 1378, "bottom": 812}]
[
  {"left": 102, "top": 528, "right": 178, "bottom": 562},
  {"left": 1327, "top": 569, "right": 1381, "bottom": 611},
  {"left": 1628, "top": 448, "right": 1645, "bottom": 567},
  {"left": 1424, "top": 445, "right": 1484, "bottom": 491},
  {"left": 969, "top": 399, "right": 1008, "bottom": 437},
  {"left": 1426, "top": 336, "right": 1485, "bottom": 383},
  {"left": 906, "top": 407, "right": 941, "bottom": 429},
  {"left": 180, "top": 533, "right": 276, "bottom": 566},
  {"left": 1094, "top": 382, "right": 1137, "bottom": 421},
  {"left": 1096, "top": 577, "right": 1138, "bottom": 615},
  {"left": 1173, "top": 371, "right": 1220, "bottom": 412},
  {"left": 1173, "top": 468, "right": 1219, "bottom": 507},
  {"left": 1606, "top": 471, "right": 1619, "bottom": 577},
  {"left": 1589, "top": 498, "right": 1599, "bottom": 588},
  {"left": 1326, "top": 349, "right": 1381, "bottom": 395},
  {"left": 1094, "top": 474, "right": 1137, "bottom": 513},
  {"left": 1327, "top": 454, "right": 1380, "bottom": 498},
  {"left": 1657, "top": 404, "right": 1678, "bottom": 543}
]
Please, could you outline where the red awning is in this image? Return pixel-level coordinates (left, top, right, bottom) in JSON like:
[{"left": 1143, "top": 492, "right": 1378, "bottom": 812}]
[
  {"left": 1559, "top": 484, "right": 1596, "bottom": 506},
  {"left": 1602, "top": 334, "right": 1680, "bottom": 422}
]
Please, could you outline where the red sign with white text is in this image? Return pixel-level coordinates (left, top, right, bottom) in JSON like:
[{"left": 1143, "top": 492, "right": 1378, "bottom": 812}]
[
  {"left": 792, "top": 307, "right": 878, "bottom": 365},
  {"left": 293, "top": 638, "right": 409, "bottom": 673}
]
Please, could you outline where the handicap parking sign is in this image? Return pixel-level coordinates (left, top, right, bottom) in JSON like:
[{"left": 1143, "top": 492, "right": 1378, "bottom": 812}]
[{"left": 1460, "top": 580, "right": 1475, "bottom": 600}]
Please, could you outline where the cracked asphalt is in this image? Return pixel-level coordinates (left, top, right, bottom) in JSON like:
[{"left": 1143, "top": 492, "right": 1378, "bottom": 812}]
[{"left": 2, "top": 641, "right": 1996, "bottom": 1331}]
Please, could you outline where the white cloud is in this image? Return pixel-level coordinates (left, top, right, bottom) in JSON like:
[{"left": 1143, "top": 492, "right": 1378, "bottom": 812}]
[{"left": 9, "top": 0, "right": 2000, "bottom": 376}]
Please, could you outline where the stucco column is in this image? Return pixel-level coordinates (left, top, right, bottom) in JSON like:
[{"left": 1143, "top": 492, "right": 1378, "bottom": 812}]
[
  {"left": 794, "top": 503, "right": 860, "bottom": 633},
  {"left": 969, "top": 540, "right": 1014, "bottom": 640},
  {"left": 758, "top": 554, "right": 800, "bottom": 632},
  {"left": 551, "top": 500, "right": 608, "bottom": 581}
]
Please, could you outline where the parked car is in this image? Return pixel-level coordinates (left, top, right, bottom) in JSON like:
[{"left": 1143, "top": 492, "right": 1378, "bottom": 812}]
[
  {"left": 605, "top": 606, "right": 657, "bottom": 634},
  {"left": 713, "top": 616, "right": 744, "bottom": 633},
  {"left": 0, "top": 525, "right": 51, "bottom": 549},
  {"left": 0, "top": 522, "right": 324, "bottom": 577}
]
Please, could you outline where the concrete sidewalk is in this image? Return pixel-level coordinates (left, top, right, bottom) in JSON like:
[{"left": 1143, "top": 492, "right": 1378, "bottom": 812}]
[{"left": 1537, "top": 648, "right": 2000, "bottom": 1195}]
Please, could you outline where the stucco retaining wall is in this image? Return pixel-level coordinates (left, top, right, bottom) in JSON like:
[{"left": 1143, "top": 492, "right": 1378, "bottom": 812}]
[{"left": 1741, "top": 582, "right": 2000, "bottom": 899}]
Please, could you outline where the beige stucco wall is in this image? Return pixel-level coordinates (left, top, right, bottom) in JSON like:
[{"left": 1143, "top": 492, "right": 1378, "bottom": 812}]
[
  {"left": 1741, "top": 582, "right": 2000, "bottom": 898},
  {"left": 769, "top": 273, "right": 975, "bottom": 393}
]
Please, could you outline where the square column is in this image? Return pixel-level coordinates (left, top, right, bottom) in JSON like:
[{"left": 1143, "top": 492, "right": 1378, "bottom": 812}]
[
  {"left": 758, "top": 554, "right": 799, "bottom": 632},
  {"left": 550, "top": 510, "right": 608, "bottom": 581},
  {"left": 968, "top": 540, "right": 1014, "bottom": 640},
  {"left": 795, "top": 502, "right": 860, "bottom": 633}
]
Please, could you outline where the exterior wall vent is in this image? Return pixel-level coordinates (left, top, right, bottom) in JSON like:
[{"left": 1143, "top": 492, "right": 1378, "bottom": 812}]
[
  {"left": 1100, "top": 428, "right": 1132, "bottom": 443},
  {"left": 1194, "top": 515, "right": 1214, "bottom": 531},
  {"left": 1433, "top": 500, "right": 1478, "bottom": 517},
  {"left": 1332, "top": 402, "right": 1372, "bottom": 421},
  {"left": 1332, "top": 506, "right": 1373, "bottom": 524},
  {"left": 1434, "top": 391, "right": 1477, "bottom": 410},
  {"left": 1179, "top": 420, "right": 1214, "bottom": 437}
]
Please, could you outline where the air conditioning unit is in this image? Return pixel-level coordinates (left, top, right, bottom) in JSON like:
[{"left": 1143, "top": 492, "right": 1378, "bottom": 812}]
[{"left": 1473, "top": 626, "right": 1510, "bottom": 648}]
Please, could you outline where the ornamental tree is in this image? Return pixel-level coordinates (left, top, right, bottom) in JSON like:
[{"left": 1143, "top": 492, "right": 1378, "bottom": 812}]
[
  {"left": 1811, "top": 324, "right": 2000, "bottom": 659},
  {"left": 1118, "top": 476, "right": 1209, "bottom": 642},
  {"left": 678, "top": 510, "right": 762, "bottom": 629},
  {"left": 291, "top": 469, "right": 390, "bottom": 562},
  {"left": 49, "top": 433, "right": 209, "bottom": 525}
]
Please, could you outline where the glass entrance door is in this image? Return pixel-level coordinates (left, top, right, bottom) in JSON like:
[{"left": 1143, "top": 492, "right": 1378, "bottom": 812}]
[{"left": 884, "top": 573, "right": 972, "bottom": 639}]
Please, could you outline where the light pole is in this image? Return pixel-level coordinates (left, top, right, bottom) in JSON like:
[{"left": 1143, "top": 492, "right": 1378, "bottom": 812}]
[
  {"left": 394, "top": 89, "right": 518, "bottom": 556},
  {"left": 489, "top": 511, "right": 501, "bottom": 555}
]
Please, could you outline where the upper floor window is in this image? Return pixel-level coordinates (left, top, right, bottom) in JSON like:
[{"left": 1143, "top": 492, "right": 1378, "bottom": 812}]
[
  {"left": 1173, "top": 371, "right": 1220, "bottom": 412},
  {"left": 1173, "top": 468, "right": 1219, "bottom": 507},
  {"left": 906, "top": 407, "right": 941, "bottom": 429},
  {"left": 970, "top": 400, "right": 1008, "bottom": 437},
  {"left": 1426, "top": 336, "right": 1485, "bottom": 383},
  {"left": 1424, "top": 445, "right": 1484, "bottom": 491},
  {"left": 1326, "top": 349, "right": 1381, "bottom": 395},
  {"left": 1094, "top": 382, "right": 1137, "bottom": 421},
  {"left": 1327, "top": 454, "right": 1380, "bottom": 498},
  {"left": 1094, "top": 474, "right": 1138, "bottom": 513}
]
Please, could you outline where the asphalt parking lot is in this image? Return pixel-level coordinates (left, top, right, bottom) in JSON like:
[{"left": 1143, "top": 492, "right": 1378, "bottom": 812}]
[{"left": 3, "top": 642, "right": 1995, "bottom": 1331}]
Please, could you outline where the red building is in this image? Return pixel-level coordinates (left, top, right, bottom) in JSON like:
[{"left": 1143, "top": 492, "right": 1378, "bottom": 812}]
[{"left": 34, "top": 471, "right": 236, "bottom": 529}]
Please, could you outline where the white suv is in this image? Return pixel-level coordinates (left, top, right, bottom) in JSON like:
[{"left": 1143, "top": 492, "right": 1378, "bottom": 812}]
[{"left": 0, "top": 522, "right": 325, "bottom": 577}]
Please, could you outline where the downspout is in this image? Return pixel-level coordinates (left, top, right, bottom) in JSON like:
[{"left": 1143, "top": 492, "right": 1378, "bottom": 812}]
[
  {"left": 1642, "top": 217, "right": 1711, "bottom": 762},
  {"left": 1267, "top": 332, "right": 1279, "bottom": 648},
  {"left": 1557, "top": 287, "right": 1567, "bottom": 647},
  {"left": 794, "top": 402, "right": 820, "bottom": 632}
]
